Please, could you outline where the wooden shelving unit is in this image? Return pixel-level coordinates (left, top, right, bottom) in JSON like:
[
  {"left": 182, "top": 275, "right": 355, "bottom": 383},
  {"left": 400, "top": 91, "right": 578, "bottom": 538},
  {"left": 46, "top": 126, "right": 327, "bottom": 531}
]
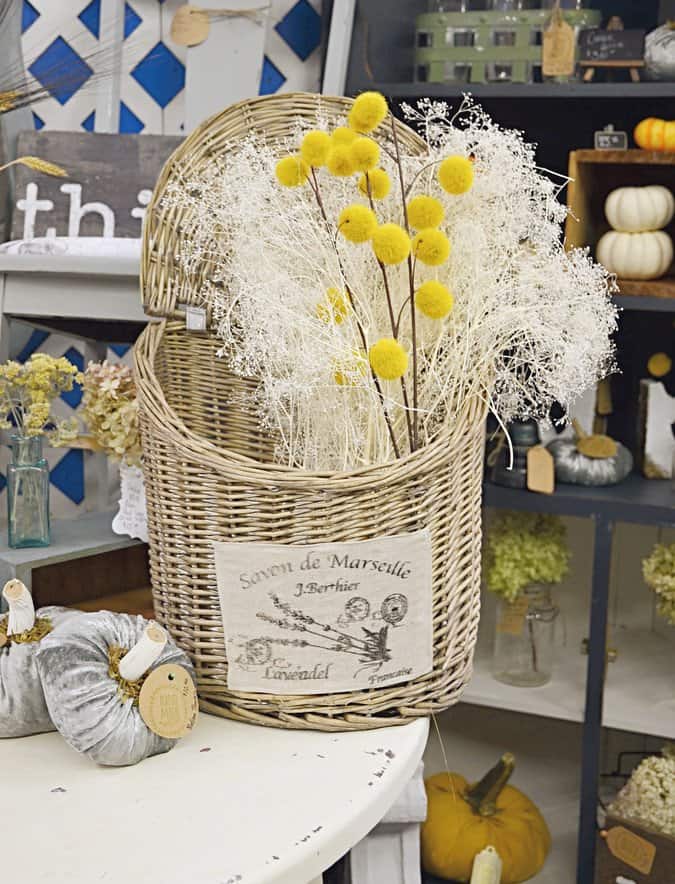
[
  {"left": 614, "top": 293, "right": 675, "bottom": 311},
  {"left": 350, "top": 81, "right": 675, "bottom": 100},
  {"left": 338, "top": 6, "right": 675, "bottom": 882},
  {"left": 617, "top": 277, "right": 675, "bottom": 299}
]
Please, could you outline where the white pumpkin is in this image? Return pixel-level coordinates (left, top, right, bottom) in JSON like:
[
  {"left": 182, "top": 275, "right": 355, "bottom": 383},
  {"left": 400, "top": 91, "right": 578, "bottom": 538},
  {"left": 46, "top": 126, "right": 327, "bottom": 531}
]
[
  {"left": 597, "top": 230, "right": 673, "bottom": 280},
  {"left": 605, "top": 185, "right": 674, "bottom": 233}
]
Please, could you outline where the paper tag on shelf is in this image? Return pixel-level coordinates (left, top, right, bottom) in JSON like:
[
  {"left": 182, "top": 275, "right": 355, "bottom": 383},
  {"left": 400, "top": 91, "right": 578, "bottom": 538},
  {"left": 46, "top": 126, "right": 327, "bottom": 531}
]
[
  {"left": 139, "top": 664, "right": 198, "bottom": 740},
  {"left": 213, "top": 530, "right": 433, "bottom": 695},
  {"left": 111, "top": 462, "right": 149, "bottom": 542},
  {"left": 542, "top": 9, "right": 575, "bottom": 78},
  {"left": 527, "top": 445, "right": 555, "bottom": 494},
  {"left": 497, "top": 596, "right": 529, "bottom": 636},
  {"left": 605, "top": 826, "right": 656, "bottom": 875}
]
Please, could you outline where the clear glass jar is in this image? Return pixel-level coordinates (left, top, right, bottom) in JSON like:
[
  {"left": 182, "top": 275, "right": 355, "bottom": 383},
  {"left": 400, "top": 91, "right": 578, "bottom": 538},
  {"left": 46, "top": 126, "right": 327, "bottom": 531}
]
[
  {"left": 7, "top": 434, "right": 50, "bottom": 549},
  {"left": 543, "top": 0, "right": 585, "bottom": 8},
  {"left": 430, "top": 0, "right": 468, "bottom": 10},
  {"left": 492, "top": 585, "right": 559, "bottom": 686}
]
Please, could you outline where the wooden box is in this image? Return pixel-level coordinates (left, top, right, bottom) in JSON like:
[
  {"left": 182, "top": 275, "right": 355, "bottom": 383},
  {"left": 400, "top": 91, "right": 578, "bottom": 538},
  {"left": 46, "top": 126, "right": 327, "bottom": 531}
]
[
  {"left": 566, "top": 150, "right": 675, "bottom": 299},
  {"left": 595, "top": 814, "right": 675, "bottom": 883}
]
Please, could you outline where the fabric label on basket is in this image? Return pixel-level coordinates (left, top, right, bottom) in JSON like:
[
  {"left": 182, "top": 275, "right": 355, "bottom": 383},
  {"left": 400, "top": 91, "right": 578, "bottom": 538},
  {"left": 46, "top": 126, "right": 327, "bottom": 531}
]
[{"left": 213, "top": 529, "right": 433, "bottom": 695}]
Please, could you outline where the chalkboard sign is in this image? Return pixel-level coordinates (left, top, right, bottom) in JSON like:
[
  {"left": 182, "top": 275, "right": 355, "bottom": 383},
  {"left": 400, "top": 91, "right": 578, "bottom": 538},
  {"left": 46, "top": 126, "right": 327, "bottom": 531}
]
[
  {"left": 594, "top": 129, "right": 628, "bottom": 150},
  {"left": 578, "top": 28, "right": 646, "bottom": 64}
]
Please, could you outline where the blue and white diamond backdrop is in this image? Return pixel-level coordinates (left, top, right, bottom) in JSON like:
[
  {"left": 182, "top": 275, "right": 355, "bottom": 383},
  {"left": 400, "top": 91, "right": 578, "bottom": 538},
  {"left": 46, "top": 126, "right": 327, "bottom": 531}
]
[
  {"left": 4, "top": 0, "right": 323, "bottom": 519},
  {"left": 21, "top": 0, "right": 323, "bottom": 135}
]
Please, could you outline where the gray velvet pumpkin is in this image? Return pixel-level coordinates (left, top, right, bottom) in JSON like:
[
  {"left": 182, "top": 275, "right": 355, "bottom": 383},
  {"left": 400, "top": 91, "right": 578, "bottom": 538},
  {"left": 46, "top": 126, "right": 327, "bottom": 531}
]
[
  {"left": 548, "top": 437, "right": 633, "bottom": 486},
  {"left": 36, "top": 611, "right": 196, "bottom": 767},
  {"left": 1, "top": 604, "right": 81, "bottom": 738}
]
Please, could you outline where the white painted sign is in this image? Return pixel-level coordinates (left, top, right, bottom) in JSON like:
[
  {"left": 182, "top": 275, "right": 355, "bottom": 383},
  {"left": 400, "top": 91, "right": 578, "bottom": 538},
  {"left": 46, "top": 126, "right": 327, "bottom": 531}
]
[{"left": 213, "top": 530, "right": 433, "bottom": 695}]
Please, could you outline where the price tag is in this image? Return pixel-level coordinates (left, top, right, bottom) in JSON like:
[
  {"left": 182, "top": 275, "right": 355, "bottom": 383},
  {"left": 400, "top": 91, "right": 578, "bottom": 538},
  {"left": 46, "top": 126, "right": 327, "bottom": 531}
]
[
  {"left": 497, "top": 596, "right": 529, "bottom": 636},
  {"left": 543, "top": 8, "right": 576, "bottom": 78},
  {"left": 171, "top": 4, "right": 210, "bottom": 47},
  {"left": 605, "top": 825, "right": 656, "bottom": 875},
  {"left": 527, "top": 445, "right": 555, "bottom": 494},
  {"left": 139, "top": 664, "right": 198, "bottom": 739}
]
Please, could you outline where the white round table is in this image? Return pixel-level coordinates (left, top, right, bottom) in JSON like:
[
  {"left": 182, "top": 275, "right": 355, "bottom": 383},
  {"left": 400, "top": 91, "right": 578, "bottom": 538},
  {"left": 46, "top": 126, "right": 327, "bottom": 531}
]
[{"left": 4, "top": 712, "right": 428, "bottom": 884}]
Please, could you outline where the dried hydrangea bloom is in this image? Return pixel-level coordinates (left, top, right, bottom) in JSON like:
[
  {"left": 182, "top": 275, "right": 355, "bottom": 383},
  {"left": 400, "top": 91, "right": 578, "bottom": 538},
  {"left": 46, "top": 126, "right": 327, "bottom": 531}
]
[
  {"left": 81, "top": 361, "right": 141, "bottom": 466},
  {"left": 609, "top": 749, "right": 675, "bottom": 836}
]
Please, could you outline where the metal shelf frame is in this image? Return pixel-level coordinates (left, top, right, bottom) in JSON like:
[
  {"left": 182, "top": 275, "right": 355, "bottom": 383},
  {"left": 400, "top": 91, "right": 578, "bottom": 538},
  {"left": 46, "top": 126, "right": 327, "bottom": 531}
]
[{"left": 484, "top": 476, "right": 675, "bottom": 882}]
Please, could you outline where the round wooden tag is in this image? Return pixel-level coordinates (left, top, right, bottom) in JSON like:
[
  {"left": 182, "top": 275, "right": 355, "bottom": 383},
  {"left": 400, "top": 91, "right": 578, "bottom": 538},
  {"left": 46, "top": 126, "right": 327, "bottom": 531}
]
[
  {"left": 139, "top": 664, "right": 198, "bottom": 739},
  {"left": 170, "top": 4, "right": 210, "bottom": 47}
]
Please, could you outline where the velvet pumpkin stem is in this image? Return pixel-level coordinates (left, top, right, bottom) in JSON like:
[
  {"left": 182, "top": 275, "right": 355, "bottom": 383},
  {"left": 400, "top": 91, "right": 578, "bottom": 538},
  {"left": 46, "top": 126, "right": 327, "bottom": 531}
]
[
  {"left": 118, "top": 622, "right": 167, "bottom": 682},
  {"left": 464, "top": 753, "right": 516, "bottom": 817},
  {"left": 3, "top": 579, "right": 35, "bottom": 635}
]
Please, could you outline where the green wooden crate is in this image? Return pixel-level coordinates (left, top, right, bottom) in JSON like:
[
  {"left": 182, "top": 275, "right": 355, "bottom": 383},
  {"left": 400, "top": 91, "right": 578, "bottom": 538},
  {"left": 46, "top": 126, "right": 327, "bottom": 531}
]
[{"left": 415, "top": 9, "right": 601, "bottom": 84}]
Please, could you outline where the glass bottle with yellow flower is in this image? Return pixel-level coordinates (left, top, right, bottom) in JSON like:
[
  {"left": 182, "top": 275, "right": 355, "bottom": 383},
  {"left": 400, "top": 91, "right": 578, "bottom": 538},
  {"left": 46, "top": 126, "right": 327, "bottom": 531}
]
[{"left": 0, "top": 354, "right": 81, "bottom": 548}]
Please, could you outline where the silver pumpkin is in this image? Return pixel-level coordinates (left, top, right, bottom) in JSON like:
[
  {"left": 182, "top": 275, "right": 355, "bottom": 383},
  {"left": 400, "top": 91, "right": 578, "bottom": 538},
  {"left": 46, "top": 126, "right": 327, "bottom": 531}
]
[
  {"left": 37, "top": 611, "right": 196, "bottom": 766},
  {"left": 548, "top": 438, "right": 633, "bottom": 486},
  {"left": 645, "top": 25, "right": 675, "bottom": 82},
  {"left": 0, "top": 605, "right": 81, "bottom": 738}
]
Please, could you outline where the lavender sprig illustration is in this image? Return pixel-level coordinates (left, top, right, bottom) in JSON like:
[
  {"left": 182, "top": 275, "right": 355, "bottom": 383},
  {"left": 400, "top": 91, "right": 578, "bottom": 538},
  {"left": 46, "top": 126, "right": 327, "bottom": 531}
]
[{"left": 256, "top": 594, "right": 392, "bottom": 663}]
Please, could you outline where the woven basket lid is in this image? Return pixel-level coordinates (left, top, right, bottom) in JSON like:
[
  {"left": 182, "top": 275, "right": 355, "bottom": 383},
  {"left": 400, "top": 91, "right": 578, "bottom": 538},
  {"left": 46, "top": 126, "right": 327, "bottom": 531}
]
[{"left": 140, "top": 92, "right": 426, "bottom": 319}]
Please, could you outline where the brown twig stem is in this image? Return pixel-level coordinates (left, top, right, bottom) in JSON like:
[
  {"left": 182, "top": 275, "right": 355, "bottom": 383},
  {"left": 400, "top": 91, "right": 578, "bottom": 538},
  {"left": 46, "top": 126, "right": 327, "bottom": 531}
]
[
  {"left": 309, "top": 168, "right": 401, "bottom": 459},
  {"left": 390, "top": 115, "right": 420, "bottom": 450},
  {"left": 364, "top": 173, "right": 414, "bottom": 452}
]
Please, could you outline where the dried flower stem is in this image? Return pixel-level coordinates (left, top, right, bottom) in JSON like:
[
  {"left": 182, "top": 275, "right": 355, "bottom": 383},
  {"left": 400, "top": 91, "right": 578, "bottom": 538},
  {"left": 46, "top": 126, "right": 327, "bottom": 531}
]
[
  {"left": 390, "top": 114, "right": 420, "bottom": 450},
  {"left": 310, "top": 167, "right": 401, "bottom": 459}
]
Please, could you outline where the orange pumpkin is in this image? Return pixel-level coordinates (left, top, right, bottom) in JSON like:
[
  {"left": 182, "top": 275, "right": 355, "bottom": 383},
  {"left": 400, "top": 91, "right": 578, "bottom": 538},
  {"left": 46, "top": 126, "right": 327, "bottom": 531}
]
[
  {"left": 421, "top": 753, "right": 552, "bottom": 883},
  {"left": 634, "top": 118, "right": 675, "bottom": 152}
]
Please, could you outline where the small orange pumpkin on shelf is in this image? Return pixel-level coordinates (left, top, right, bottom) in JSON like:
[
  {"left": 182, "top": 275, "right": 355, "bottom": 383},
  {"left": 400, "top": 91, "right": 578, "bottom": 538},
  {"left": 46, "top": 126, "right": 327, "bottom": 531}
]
[
  {"left": 422, "top": 753, "right": 551, "bottom": 883},
  {"left": 634, "top": 117, "right": 675, "bottom": 152}
]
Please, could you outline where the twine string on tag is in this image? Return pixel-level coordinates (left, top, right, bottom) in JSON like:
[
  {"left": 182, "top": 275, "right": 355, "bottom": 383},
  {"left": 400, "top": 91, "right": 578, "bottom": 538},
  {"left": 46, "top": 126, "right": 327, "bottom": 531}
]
[
  {"left": 195, "top": 4, "right": 270, "bottom": 24},
  {"left": 171, "top": 3, "right": 271, "bottom": 46}
]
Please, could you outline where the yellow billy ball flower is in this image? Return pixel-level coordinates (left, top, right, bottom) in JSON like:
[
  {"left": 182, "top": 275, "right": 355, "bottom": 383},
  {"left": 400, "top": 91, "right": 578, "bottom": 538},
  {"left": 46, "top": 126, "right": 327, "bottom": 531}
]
[
  {"left": 438, "top": 155, "right": 474, "bottom": 195},
  {"left": 407, "top": 195, "right": 445, "bottom": 230},
  {"left": 317, "top": 288, "right": 350, "bottom": 324},
  {"left": 338, "top": 204, "right": 377, "bottom": 243},
  {"left": 275, "top": 155, "right": 309, "bottom": 187},
  {"left": 331, "top": 126, "right": 357, "bottom": 147},
  {"left": 359, "top": 168, "right": 391, "bottom": 200},
  {"left": 647, "top": 352, "right": 672, "bottom": 378},
  {"left": 415, "top": 280, "right": 454, "bottom": 319},
  {"left": 372, "top": 223, "right": 411, "bottom": 265},
  {"left": 369, "top": 338, "right": 408, "bottom": 381},
  {"left": 327, "top": 145, "right": 356, "bottom": 177},
  {"left": 300, "top": 130, "right": 331, "bottom": 167},
  {"left": 412, "top": 228, "right": 451, "bottom": 266},
  {"left": 349, "top": 136, "right": 380, "bottom": 172},
  {"left": 348, "top": 91, "right": 388, "bottom": 133}
]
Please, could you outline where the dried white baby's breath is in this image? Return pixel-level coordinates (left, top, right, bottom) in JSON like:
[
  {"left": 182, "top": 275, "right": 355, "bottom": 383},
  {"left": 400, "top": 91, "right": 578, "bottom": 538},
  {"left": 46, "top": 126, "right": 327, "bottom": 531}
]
[{"left": 162, "top": 97, "right": 617, "bottom": 470}]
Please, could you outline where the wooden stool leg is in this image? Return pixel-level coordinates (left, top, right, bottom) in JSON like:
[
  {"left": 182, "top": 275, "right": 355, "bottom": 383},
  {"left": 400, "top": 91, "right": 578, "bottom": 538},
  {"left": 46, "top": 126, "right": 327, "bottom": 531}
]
[{"left": 350, "top": 824, "right": 422, "bottom": 884}]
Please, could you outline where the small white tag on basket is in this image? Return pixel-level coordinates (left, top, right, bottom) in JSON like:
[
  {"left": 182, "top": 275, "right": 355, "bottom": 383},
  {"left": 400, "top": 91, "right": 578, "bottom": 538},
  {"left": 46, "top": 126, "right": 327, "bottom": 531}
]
[
  {"left": 112, "top": 462, "right": 149, "bottom": 542},
  {"left": 213, "top": 530, "right": 433, "bottom": 696}
]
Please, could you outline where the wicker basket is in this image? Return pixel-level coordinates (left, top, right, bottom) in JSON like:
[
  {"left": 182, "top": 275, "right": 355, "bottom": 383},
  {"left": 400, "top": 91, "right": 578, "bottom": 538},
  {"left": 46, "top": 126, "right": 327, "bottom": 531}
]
[{"left": 135, "top": 93, "right": 487, "bottom": 731}]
